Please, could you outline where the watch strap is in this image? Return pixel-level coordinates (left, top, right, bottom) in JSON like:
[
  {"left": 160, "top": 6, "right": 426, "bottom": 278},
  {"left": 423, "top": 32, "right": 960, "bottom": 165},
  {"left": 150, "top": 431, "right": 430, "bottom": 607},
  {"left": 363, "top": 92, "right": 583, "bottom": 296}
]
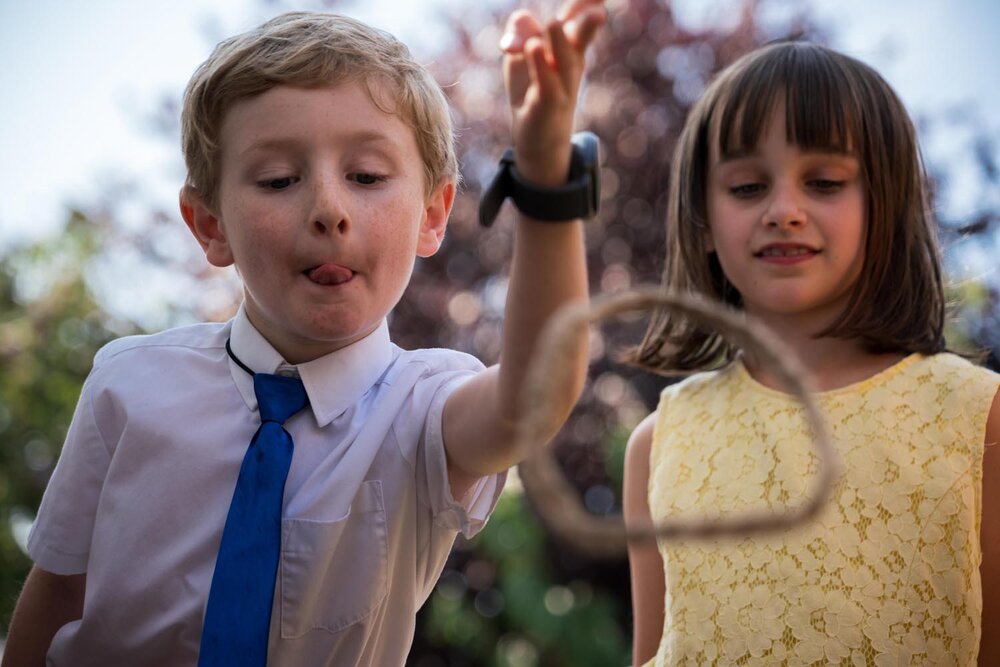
[{"left": 478, "top": 132, "right": 600, "bottom": 227}]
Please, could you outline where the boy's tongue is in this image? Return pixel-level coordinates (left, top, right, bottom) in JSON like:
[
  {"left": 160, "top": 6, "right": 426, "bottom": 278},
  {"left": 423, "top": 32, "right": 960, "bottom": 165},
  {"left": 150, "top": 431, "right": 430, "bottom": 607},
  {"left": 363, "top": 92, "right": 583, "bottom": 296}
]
[{"left": 307, "top": 263, "right": 353, "bottom": 285}]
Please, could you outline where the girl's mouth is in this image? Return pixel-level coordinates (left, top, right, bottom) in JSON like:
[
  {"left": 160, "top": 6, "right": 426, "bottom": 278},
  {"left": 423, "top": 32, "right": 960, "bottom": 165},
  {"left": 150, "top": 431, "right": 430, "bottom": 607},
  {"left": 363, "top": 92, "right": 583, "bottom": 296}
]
[
  {"left": 754, "top": 244, "right": 819, "bottom": 264},
  {"left": 305, "top": 263, "right": 355, "bottom": 285}
]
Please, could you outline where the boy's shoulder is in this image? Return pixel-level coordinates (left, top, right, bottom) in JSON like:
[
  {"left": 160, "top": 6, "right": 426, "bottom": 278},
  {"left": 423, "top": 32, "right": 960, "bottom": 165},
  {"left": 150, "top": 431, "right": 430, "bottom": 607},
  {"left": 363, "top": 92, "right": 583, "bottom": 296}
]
[
  {"left": 94, "top": 320, "right": 230, "bottom": 371},
  {"left": 385, "top": 345, "right": 485, "bottom": 382}
]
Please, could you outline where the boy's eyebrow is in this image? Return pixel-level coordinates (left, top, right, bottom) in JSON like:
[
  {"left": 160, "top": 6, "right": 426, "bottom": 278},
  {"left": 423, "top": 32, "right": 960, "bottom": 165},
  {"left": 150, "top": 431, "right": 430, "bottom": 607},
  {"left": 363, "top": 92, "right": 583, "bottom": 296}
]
[
  {"left": 238, "top": 131, "right": 400, "bottom": 158},
  {"left": 239, "top": 137, "right": 302, "bottom": 158}
]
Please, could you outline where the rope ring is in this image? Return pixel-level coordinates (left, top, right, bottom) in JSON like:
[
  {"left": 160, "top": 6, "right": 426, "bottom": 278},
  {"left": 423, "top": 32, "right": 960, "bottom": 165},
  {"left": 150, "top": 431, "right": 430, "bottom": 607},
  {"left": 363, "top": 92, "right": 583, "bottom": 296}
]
[{"left": 515, "top": 286, "right": 841, "bottom": 557}]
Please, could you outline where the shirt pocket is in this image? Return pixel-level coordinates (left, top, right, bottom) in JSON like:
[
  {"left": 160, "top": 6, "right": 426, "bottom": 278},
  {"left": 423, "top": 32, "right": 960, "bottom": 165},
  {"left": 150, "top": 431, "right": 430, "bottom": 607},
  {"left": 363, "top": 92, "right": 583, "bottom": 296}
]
[{"left": 279, "top": 479, "right": 388, "bottom": 638}]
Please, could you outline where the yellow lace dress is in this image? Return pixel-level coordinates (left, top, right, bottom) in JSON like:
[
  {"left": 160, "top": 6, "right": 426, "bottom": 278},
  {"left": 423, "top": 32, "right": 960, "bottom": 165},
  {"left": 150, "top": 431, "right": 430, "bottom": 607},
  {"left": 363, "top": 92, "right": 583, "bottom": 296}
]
[{"left": 646, "top": 353, "right": 999, "bottom": 666}]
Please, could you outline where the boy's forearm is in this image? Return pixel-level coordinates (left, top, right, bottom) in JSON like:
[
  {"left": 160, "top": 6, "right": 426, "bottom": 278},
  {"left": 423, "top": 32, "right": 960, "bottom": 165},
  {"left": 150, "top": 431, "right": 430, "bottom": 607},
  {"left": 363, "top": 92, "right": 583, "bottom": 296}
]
[
  {"left": 2, "top": 566, "right": 85, "bottom": 667},
  {"left": 498, "top": 213, "right": 589, "bottom": 432},
  {"left": 442, "top": 215, "right": 588, "bottom": 481}
]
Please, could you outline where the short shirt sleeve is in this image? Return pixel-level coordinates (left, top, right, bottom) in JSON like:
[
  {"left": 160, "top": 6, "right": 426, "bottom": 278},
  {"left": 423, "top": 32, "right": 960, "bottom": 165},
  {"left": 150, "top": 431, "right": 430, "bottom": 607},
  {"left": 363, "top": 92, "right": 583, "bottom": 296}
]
[
  {"left": 27, "top": 367, "right": 113, "bottom": 575},
  {"left": 419, "top": 370, "right": 507, "bottom": 538},
  {"left": 393, "top": 349, "right": 506, "bottom": 540}
]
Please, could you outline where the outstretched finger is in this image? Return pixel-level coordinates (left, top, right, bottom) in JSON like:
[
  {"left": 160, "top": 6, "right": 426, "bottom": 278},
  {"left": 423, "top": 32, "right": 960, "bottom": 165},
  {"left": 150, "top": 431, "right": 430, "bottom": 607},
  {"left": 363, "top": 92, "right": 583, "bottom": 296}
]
[
  {"left": 547, "top": 19, "right": 578, "bottom": 95},
  {"left": 524, "top": 35, "right": 560, "bottom": 104},
  {"left": 501, "top": 9, "right": 545, "bottom": 54},
  {"left": 564, "top": 5, "right": 607, "bottom": 51},
  {"left": 504, "top": 51, "right": 531, "bottom": 109}
]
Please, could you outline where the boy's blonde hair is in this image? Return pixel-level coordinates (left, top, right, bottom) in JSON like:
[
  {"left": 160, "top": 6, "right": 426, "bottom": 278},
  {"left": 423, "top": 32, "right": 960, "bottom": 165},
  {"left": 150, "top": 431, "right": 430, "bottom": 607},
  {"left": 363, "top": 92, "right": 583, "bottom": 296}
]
[
  {"left": 633, "top": 41, "right": 945, "bottom": 372},
  {"left": 181, "top": 11, "right": 458, "bottom": 209}
]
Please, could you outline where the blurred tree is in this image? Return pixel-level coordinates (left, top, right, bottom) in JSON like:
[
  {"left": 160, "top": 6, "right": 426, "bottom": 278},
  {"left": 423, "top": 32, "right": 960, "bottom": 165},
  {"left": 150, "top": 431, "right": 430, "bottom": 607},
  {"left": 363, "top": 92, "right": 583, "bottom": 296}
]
[
  {"left": 1, "top": 0, "right": 997, "bottom": 663},
  {"left": 927, "top": 109, "right": 1000, "bottom": 370}
]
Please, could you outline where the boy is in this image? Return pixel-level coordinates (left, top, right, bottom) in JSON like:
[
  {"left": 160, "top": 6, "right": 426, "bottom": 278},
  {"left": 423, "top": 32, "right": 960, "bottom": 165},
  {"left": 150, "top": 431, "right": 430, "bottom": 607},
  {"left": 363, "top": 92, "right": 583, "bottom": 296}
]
[{"left": 3, "top": 3, "right": 606, "bottom": 666}]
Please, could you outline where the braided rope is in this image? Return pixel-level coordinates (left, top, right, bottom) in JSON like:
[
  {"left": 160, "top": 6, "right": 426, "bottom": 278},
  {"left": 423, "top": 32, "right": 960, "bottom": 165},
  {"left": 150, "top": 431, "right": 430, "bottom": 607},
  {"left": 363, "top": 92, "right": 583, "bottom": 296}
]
[{"left": 516, "top": 286, "right": 841, "bottom": 558}]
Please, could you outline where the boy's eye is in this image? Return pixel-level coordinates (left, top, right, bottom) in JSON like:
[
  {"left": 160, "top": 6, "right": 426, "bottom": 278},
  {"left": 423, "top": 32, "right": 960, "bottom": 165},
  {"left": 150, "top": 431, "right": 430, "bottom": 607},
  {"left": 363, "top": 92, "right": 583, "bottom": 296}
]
[
  {"left": 258, "top": 176, "right": 297, "bottom": 190},
  {"left": 349, "top": 173, "right": 387, "bottom": 186}
]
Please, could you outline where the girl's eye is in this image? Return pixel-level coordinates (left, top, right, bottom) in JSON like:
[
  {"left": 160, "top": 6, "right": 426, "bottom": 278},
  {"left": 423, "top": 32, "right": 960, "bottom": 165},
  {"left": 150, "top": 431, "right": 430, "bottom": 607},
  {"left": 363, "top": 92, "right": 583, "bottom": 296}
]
[
  {"left": 730, "top": 183, "right": 765, "bottom": 198},
  {"left": 350, "top": 173, "right": 387, "bottom": 186},
  {"left": 810, "top": 179, "right": 846, "bottom": 193},
  {"left": 258, "top": 176, "right": 297, "bottom": 190}
]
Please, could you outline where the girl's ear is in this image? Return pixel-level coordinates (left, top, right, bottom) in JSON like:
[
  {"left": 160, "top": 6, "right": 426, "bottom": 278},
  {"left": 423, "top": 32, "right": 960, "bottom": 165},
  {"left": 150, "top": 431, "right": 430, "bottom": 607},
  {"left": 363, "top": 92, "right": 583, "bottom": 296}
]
[
  {"left": 416, "top": 179, "right": 456, "bottom": 258},
  {"left": 179, "top": 186, "right": 234, "bottom": 267}
]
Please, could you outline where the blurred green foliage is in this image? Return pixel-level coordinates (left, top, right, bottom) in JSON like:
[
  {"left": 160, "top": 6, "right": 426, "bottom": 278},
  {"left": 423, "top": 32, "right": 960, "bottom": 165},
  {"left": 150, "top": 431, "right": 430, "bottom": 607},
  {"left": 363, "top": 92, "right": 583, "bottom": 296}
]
[
  {"left": 0, "top": 213, "right": 139, "bottom": 629},
  {"left": 420, "top": 493, "right": 629, "bottom": 666},
  {"left": 412, "top": 427, "right": 633, "bottom": 666}
]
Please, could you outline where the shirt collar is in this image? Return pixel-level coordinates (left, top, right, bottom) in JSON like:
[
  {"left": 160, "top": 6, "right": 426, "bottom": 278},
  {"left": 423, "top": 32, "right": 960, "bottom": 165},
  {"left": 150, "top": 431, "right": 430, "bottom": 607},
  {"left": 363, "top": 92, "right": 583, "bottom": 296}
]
[{"left": 228, "top": 304, "right": 393, "bottom": 427}]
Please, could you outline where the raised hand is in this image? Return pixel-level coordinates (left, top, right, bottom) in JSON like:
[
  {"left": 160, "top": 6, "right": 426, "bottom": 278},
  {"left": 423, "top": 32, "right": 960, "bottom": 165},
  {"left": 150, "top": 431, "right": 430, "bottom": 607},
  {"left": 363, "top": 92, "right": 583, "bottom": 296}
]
[{"left": 500, "top": 0, "right": 606, "bottom": 187}]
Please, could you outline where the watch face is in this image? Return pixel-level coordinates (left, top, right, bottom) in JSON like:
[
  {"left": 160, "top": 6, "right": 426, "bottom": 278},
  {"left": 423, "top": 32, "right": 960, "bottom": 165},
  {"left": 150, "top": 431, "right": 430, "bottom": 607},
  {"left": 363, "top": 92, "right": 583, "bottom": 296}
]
[{"left": 575, "top": 132, "right": 601, "bottom": 218}]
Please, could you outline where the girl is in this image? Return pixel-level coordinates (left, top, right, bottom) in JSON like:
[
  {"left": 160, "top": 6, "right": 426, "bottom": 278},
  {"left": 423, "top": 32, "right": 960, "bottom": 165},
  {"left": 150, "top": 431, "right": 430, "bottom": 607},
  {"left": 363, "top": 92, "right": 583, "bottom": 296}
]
[{"left": 623, "top": 42, "right": 1000, "bottom": 666}]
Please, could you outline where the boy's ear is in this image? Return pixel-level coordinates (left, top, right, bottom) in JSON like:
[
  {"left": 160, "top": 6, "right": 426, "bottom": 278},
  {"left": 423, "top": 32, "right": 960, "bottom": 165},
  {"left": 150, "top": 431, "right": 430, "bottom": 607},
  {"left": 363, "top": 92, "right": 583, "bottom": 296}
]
[
  {"left": 179, "top": 185, "right": 234, "bottom": 268},
  {"left": 416, "top": 179, "right": 456, "bottom": 258}
]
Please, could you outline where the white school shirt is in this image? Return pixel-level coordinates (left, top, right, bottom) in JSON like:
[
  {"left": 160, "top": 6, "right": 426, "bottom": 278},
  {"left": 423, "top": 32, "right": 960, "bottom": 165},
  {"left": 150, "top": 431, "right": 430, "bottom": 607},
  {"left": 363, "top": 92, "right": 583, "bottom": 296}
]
[{"left": 27, "top": 306, "right": 506, "bottom": 666}]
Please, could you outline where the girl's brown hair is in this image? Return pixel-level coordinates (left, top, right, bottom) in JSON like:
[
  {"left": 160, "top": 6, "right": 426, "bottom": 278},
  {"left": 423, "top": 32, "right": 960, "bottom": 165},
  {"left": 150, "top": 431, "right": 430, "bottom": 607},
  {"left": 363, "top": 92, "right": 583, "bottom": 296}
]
[{"left": 632, "top": 41, "right": 945, "bottom": 373}]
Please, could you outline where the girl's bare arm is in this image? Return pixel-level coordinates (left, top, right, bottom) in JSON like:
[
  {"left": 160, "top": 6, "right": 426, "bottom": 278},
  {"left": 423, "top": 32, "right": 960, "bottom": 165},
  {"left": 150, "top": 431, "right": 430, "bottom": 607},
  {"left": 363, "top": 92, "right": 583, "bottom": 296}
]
[
  {"left": 979, "top": 389, "right": 1000, "bottom": 666},
  {"left": 624, "top": 413, "right": 665, "bottom": 666}
]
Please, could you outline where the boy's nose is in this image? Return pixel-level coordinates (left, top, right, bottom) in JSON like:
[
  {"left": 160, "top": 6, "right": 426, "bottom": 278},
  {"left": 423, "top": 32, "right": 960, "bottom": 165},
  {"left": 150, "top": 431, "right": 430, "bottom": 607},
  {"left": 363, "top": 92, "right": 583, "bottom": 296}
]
[
  {"left": 309, "top": 181, "right": 350, "bottom": 235},
  {"left": 312, "top": 217, "right": 348, "bottom": 235}
]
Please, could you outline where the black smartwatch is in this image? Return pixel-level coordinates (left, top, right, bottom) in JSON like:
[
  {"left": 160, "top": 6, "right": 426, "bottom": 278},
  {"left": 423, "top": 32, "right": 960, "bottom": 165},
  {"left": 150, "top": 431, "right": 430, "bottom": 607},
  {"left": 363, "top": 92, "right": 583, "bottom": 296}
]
[{"left": 478, "top": 131, "right": 601, "bottom": 227}]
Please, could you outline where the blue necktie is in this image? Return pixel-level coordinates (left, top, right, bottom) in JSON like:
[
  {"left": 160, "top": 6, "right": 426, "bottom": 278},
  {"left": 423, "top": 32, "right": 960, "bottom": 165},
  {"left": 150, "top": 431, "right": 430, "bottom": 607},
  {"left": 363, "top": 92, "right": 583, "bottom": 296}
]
[{"left": 199, "top": 345, "right": 309, "bottom": 666}]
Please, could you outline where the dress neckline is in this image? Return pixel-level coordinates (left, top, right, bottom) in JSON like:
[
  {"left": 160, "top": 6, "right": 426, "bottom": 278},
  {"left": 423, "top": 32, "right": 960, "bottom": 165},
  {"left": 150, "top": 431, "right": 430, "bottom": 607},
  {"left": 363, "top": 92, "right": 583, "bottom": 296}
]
[{"left": 733, "top": 352, "right": 923, "bottom": 399}]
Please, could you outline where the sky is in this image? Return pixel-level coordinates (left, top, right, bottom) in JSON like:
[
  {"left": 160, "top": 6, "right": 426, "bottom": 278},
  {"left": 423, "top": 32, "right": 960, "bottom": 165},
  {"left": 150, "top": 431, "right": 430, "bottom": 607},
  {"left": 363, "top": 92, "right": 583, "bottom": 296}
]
[{"left": 0, "top": 0, "right": 998, "bottom": 252}]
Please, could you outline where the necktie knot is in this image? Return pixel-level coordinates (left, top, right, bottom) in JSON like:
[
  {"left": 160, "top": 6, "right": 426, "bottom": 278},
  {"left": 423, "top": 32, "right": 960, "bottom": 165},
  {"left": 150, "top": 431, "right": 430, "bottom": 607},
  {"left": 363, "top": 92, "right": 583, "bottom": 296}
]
[{"left": 254, "top": 373, "right": 309, "bottom": 424}]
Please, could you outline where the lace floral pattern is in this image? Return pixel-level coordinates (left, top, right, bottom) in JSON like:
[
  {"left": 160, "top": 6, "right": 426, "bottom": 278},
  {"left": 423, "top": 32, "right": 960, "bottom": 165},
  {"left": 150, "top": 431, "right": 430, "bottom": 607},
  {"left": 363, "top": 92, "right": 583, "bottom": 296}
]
[{"left": 648, "top": 353, "right": 999, "bottom": 666}]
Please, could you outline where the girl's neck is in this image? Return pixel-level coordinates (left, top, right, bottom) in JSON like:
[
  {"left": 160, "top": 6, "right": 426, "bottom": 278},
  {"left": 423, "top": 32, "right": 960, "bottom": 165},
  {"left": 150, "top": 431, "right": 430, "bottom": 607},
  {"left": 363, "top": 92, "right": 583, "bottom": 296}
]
[{"left": 741, "top": 323, "right": 906, "bottom": 393}]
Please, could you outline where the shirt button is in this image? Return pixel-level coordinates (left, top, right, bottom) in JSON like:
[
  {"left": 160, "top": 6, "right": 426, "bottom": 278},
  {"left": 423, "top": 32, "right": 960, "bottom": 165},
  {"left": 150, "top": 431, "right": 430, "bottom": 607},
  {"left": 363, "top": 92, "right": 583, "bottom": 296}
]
[{"left": 277, "top": 369, "right": 297, "bottom": 378}]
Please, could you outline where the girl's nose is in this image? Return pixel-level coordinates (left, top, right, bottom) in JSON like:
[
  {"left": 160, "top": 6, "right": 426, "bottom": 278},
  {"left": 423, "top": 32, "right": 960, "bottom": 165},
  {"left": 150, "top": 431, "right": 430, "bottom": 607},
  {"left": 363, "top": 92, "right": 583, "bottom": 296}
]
[{"left": 762, "top": 182, "right": 805, "bottom": 230}]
